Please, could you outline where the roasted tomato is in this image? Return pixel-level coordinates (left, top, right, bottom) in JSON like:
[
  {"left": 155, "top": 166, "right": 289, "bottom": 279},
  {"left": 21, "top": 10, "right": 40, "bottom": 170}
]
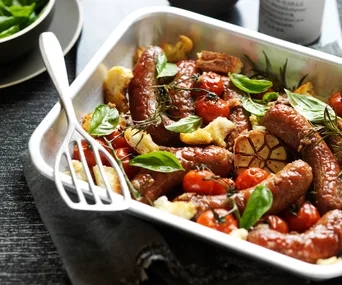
[
  {"left": 212, "top": 178, "right": 235, "bottom": 195},
  {"left": 267, "top": 215, "right": 289, "bottom": 233},
  {"left": 235, "top": 167, "right": 268, "bottom": 190},
  {"left": 183, "top": 169, "right": 215, "bottom": 195},
  {"left": 328, "top": 91, "right": 342, "bottom": 117},
  {"left": 73, "top": 139, "right": 109, "bottom": 168},
  {"left": 195, "top": 96, "right": 230, "bottom": 124},
  {"left": 282, "top": 202, "right": 321, "bottom": 233},
  {"left": 115, "top": 147, "right": 138, "bottom": 179},
  {"left": 197, "top": 209, "right": 238, "bottom": 234},
  {"left": 105, "top": 127, "right": 130, "bottom": 149},
  {"left": 192, "top": 72, "right": 224, "bottom": 97}
]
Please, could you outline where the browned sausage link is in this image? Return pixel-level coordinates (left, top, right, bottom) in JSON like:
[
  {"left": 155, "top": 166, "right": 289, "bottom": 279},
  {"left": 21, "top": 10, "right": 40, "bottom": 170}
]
[
  {"left": 128, "top": 46, "right": 180, "bottom": 146},
  {"left": 175, "top": 160, "right": 312, "bottom": 215},
  {"left": 327, "top": 119, "right": 342, "bottom": 167},
  {"left": 226, "top": 107, "right": 251, "bottom": 151},
  {"left": 131, "top": 146, "right": 233, "bottom": 202},
  {"left": 264, "top": 104, "right": 342, "bottom": 214},
  {"left": 247, "top": 209, "right": 342, "bottom": 264},
  {"left": 220, "top": 76, "right": 251, "bottom": 151},
  {"left": 168, "top": 60, "right": 198, "bottom": 119}
]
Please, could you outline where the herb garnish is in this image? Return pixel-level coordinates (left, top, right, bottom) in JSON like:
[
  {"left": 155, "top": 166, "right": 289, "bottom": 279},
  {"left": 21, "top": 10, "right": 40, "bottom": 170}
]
[
  {"left": 239, "top": 185, "right": 273, "bottom": 230},
  {"left": 286, "top": 89, "right": 336, "bottom": 123},
  {"left": 241, "top": 94, "right": 269, "bottom": 117},
  {"left": 129, "top": 151, "right": 185, "bottom": 173},
  {"left": 156, "top": 52, "right": 178, "bottom": 78},
  {"left": 165, "top": 115, "right": 203, "bottom": 133},
  {"left": 89, "top": 104, "right": 119, "bottom": 136},
  {"left": 229, "top": 73, "right": 273, "bottom": 94}
]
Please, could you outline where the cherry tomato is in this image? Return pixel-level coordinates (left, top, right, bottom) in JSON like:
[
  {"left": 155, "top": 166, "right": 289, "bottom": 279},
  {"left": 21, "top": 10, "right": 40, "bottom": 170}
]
[
  {"left": 282, "top": 202, "right": 321, "bottom": 233},
  {"left": 328, "top": 91, "right": 342, "bottom": 117},
  {"left": 267, "top": 215, "right": 289, "bottom": 233},
  {"left": 105, "top": 128, "right": 130, "bottom": 149},
  {"left": 197, "top": 209, "right": 238, "bottom": 234},
  {"left": 73, "top": 138, "right": 109, "bottom": 168},
  {"left": 212, "top": 178, "right": 235, "bottom": 195},
  {"left": 192, "top": 72, "right": 224, "bottom": 97},
  {"left": 183, "top": 170, "right": 215, "bottom": 195},
  {"left": 115, "top": 147, "right": 138, "bottom": 179},
  {"left": 235, "top": 167, "right": 269, "bottom": 190},
  {"left": 195, "top": 96, "right": 230, "bottom": 124}
]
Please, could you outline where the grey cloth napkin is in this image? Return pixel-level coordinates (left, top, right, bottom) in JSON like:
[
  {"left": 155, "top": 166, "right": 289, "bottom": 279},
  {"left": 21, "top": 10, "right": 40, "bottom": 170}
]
[{"left": 23, "top": 151, "right": 312, "bottom": 285}]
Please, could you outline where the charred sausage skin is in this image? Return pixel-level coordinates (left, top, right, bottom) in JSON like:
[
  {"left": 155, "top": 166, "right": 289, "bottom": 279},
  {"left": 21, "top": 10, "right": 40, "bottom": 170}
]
[
  {"left": 131, "top": 146, "right": 233, "bottom": 202},
  {"left": 128, "top": 46, "right": 180, "bottom": 146},
  {"left": 264, "top": 104, "right": 342, "bottom": 214},
  {"left": 247, "top": 209, "right": 342, "bottom": 264},
  {"left": 168, "top": 60, "right": 198, "bottom": 119},
  {"left": 221, "top": 76, "right": 251, "bottom": 150},
  {"left": 175, "top": 160, "right": 312, "bottom": 215}
]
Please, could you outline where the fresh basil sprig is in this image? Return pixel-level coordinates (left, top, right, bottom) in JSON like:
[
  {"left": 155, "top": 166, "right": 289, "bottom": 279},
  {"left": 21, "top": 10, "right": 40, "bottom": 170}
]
[
  {"left": 286, "top": 89, "right": 336, "bottom": 123},
  {"left": 89, "top": 104, "right": 119, "bottom": 136},
  {"left": 241, "top": 95, "right": 269, "bottom": 117},
  {"left": 156, "top": 52, "right": 178, "bottom": 78},
  {"left": 129, "top": 151, "right": 185, "bottom": 173},
  {"left": 262, "top": 91, "right": 279, "bottom": 102},
  {"left": 239, "top": 185, "right": 273, "bottom": 230},
  {"left": 229, "top": 73, "right": 273, "bottom": 94},
  {"left": 165, "top": 115, "right": 203, "bottom": 133}
]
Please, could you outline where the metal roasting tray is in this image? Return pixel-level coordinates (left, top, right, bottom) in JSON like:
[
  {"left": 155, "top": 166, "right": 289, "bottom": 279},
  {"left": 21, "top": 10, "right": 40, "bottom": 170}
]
[{"left": 29, "top": 7, "right": 342, "bottom": 280}]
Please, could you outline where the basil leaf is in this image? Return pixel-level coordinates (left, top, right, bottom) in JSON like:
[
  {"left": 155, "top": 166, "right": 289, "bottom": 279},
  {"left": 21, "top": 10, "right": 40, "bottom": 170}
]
[
  {"left": 241, "top": 95, "right": 269, "bottom": 116},
  {"left": 129, "top": 151, "right": 185, "bottom": 173},
  {"left": 156, "top": 52, "right": 178, "bottom": 78},
  {"left": 286, "top": 89, "right": 335, "bottom": 123},
  {"left": 239, "top": 185, "right": 273, "bottom": 230},
  {"left": 156, "top": 52, "right": 167, "bottom": 75},
  {"left": 165, "top": 115, "right": 203, "bottom": 133},
  {"left": 89, "top": 104, "right": 119, "bottom": 136},
  {"left": 262, "top": 92, "right": 279, "bottom": 102},
  {"left": 229, "top": 73, "right": 273, "bottom": 94}
]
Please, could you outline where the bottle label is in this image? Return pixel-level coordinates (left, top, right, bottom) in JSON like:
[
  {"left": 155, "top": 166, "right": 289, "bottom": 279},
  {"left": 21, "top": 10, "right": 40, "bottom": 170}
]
[{"left": 259, "top": 0, "right": 326, "bottom": 45}]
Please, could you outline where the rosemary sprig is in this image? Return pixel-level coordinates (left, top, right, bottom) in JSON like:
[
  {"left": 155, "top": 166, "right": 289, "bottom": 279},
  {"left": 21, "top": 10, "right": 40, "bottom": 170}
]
[{"left": 244, "top": 51, "right": 307, "bottom": 92}]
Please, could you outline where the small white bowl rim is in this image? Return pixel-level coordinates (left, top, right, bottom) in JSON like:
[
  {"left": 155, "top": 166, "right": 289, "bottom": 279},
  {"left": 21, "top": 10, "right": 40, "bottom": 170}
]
[{"left": 0, "top": 0, "right": 56, "bottom": 44}]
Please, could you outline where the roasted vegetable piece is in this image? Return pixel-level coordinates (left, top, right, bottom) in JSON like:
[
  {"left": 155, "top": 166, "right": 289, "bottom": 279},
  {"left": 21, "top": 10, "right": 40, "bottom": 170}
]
[
  {"left": 192, "top": 71, "right": 224, "bottom": 97},
  {"left": 73, "top": 139, "right": 109, "bottom": 168},
  {"left": 328, "top": 90, "right": 342, "bottom": 117},
  {"left": 282, "top": 202, "right": 321, "bottom": 233},
  {"left": 115, "top": 147, "right": 138, "bottom": 179},
  {"left": 104, "top": 66, "right": 133, "bottom": 113},
  {"left": 105, "top": 127, "right": 130, "bottom": 149},
  {"left": 234, "top": 130, "right": 288, "bottom": 175},
  {"left": 266, "top": 215, "right": 289, "bottom": 234},
  {"left": 235, "top": 167, "right": 269, "bottom": 190},
  {"left": 248, "top": 209, "right": 342, "bottom": 264},
  {"left": 161, "top": 35, "right": 193, "bottom": 63},
  {"left": 196, "top": 51, "right": 243, "bottom": 74},
  {"left": 196, "top": 209, "right": 238, "bottom": 234},
  {"left": 195, "top": 96, "right": 230, "bottom": 124},
  {"left": 183, "top": 170, "right": 216, "bottom": 195}
]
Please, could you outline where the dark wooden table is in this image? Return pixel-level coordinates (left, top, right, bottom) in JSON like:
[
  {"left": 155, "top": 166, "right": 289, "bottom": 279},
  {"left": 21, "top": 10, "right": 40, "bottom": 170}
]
[{"left": 1, "top": 0, "right": 342, "bottom": 284}]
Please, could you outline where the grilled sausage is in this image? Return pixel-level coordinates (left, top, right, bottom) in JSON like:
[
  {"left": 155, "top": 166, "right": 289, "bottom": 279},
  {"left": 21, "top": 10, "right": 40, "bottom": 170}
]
[
  {"left": 221, "top": 76, "right": 251, "bottom": 151},
  {"left": 326, "top": 119, "right": 342, "bottom": 167},
  {"left": 128, "top": 46, "right": 180, "bottom": 146},
  {"left": 168, "top": 60, "right": 198, "bottom": 119},
  {"left": 247, "top": 209, "right": 342, "bottom": 264},
  {"left": 264, "top": 104, "right": 342, "bottom": 214},
  {"left": 175, "top": 160, "right": 312, "bottom": 215},
  {"left": 131, "top": 146, "right": 233, "bottom": 202}
]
